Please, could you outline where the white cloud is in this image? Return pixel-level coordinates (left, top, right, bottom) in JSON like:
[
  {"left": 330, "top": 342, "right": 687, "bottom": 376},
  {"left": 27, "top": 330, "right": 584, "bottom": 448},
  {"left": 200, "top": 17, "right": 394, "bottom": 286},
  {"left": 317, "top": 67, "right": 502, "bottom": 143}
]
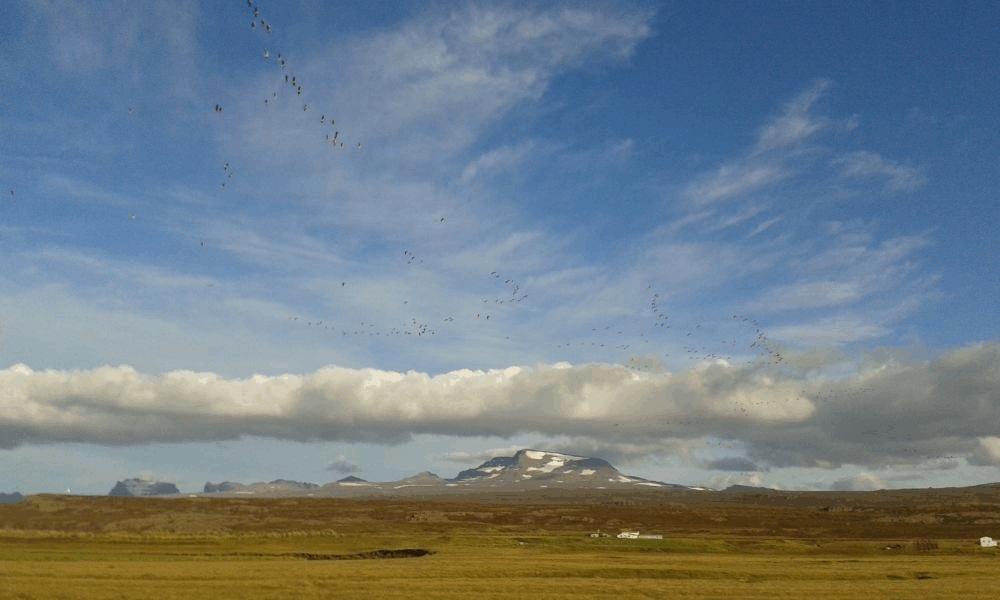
[{"left": 2, "top": 343, "right": 998, "bottom": 473}]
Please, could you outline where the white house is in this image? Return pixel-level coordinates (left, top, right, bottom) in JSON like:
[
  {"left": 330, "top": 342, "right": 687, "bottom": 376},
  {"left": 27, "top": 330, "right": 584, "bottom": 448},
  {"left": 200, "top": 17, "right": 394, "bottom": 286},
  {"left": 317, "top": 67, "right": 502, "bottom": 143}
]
[
  {"left": 617, "top": 531, "right": 640, "bottom": 539},
  {"left": 980, "top": 536, "right": 997, "bottom": 548}
]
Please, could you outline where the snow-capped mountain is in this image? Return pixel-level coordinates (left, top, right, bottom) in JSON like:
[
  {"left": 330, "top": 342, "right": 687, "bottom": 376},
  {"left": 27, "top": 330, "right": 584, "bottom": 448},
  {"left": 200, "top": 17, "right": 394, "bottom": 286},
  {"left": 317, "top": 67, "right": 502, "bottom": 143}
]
[{"left": 447, "top": 449, "right": 684, "bottom": 490}]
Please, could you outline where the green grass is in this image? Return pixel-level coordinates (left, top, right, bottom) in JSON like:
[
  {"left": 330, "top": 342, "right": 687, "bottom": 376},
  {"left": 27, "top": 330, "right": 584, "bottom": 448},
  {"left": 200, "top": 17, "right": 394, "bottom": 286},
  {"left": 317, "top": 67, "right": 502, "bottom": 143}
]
[{"left": 3, "top": 532, "right": 998, "bottom": 599}]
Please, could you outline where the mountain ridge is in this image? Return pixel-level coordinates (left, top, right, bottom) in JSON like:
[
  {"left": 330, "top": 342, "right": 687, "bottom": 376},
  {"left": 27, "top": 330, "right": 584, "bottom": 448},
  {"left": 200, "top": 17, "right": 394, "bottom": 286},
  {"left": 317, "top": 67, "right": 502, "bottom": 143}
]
[{"left": 196, "top": 448, "right": 696, "bottom": 498}]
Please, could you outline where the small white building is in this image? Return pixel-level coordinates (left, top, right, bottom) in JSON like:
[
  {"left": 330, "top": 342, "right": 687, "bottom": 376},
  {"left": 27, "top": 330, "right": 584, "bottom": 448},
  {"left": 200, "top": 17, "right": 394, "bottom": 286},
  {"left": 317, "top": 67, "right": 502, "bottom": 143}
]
[
  {"left": 617, "top": 531, "right": 640, "bottom": 539},
  {"left": 981, "top": 536, "right": 997, "bottom": 548}
]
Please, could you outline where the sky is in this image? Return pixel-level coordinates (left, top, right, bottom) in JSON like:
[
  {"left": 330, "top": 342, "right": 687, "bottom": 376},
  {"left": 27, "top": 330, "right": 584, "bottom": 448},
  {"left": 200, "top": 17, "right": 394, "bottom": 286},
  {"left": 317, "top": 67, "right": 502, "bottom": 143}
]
[{"left": 0, "top": 1, "right": 998, "bottom": 495}]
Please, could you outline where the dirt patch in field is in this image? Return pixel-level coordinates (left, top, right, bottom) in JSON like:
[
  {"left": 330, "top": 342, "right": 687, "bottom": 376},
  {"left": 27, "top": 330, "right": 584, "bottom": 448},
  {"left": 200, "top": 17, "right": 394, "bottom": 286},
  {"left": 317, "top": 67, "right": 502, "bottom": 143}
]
[{"left": 286, "top": 548, "right": 433, "bottom": 560}]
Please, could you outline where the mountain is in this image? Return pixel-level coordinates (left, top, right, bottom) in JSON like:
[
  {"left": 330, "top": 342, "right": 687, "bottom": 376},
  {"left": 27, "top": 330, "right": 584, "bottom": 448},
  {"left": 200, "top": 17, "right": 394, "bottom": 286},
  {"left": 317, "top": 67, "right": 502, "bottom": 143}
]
[
  {"left": 444, "top": 449, "right": 685, "bottom": 490},
  {"left": 195, "top": 449, "right": 696, "bottom": 498},
  {"left": 397, "top": 471, "right": 444, "bottom": 486},
  {"left": 203, "top": 479, "right": 320, "bottom": 495},
  {"left": 0, "top": 492, "right": 24, "bottom": 504},
  {"left": 108, "top": 478, "right": 180, "bottom": 497}
]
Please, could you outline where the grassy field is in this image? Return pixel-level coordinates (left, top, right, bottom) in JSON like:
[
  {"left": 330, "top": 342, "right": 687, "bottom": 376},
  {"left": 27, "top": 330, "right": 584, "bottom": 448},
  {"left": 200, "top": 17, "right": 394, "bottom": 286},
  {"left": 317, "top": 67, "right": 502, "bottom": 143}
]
[{"left": 2, "top": 493, "right": 999, "bottom": 599}]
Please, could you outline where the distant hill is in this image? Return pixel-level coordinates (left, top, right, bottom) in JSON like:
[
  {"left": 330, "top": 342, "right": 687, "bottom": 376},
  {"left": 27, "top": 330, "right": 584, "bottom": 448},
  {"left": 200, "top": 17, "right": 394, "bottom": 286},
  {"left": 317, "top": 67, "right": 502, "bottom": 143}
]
[
  {"left": 108, "top": 479, "right": 180, "bottom": 497},
  {"left": 0, "top": 492, "right": 24, "bottom": 504},
  {"left": 336, "top": 475, "right": 368, "bottom": 484}
]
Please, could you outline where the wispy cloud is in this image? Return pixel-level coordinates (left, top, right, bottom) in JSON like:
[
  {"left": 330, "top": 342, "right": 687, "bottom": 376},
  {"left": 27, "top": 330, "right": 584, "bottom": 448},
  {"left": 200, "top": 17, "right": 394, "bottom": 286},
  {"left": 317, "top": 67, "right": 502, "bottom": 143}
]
[
  {"left": 753, "top": 79, "right": 832, "bottom": 154},
  {"left": 833, "top": 150, "right": 927, "bottom": 192},
  {"left": 460, "top": 142, "right": 536, "bottom": 183},
  {"left": 685, "top": 164, "right": 788, "bottom": 206}
]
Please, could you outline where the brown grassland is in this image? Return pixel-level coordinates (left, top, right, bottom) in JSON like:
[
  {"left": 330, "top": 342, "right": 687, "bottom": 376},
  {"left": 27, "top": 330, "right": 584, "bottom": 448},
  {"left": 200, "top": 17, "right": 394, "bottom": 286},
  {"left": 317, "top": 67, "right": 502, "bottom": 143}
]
[{"left": 2, "top": 486, "right": 1000, "bottom": 599}]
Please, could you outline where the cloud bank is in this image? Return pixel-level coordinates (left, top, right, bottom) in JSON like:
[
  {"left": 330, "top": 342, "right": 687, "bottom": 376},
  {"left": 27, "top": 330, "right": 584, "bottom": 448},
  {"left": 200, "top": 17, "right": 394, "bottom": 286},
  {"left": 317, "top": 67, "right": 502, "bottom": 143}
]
[{"left": 2, "top": 343, "right": 997, "bottom": 471}]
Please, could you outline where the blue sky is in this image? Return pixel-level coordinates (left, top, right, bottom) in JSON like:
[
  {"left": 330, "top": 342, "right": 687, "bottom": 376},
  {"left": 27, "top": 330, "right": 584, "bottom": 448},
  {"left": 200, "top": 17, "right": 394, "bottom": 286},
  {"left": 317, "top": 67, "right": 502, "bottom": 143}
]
[{"left": 0, "top": 1, "right": 998, "bottom": 494}]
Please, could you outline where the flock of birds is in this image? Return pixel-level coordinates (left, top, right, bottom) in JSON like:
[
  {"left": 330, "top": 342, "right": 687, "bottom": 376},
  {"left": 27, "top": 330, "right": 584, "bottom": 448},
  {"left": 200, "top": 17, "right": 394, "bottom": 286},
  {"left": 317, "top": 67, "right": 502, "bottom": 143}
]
[
  {"left": 217, "top": 0, "right": 362, "bottom": 176},
  {"left": 8, "top": 1, "right": 946, "bottom": 467},
  {"left": 98, "top": 1, "right": 787, "bottom": 372},
  {"left": 0, "top": 2, "right": 820, "bottom": 379}
]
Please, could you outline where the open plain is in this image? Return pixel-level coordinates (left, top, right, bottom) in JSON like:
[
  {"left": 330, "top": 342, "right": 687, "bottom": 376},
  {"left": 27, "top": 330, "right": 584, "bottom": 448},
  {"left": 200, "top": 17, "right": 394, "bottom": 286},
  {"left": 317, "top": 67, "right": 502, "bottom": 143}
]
[{"left": 3, "top": 487, "right": 1000, "bottom": 599}]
